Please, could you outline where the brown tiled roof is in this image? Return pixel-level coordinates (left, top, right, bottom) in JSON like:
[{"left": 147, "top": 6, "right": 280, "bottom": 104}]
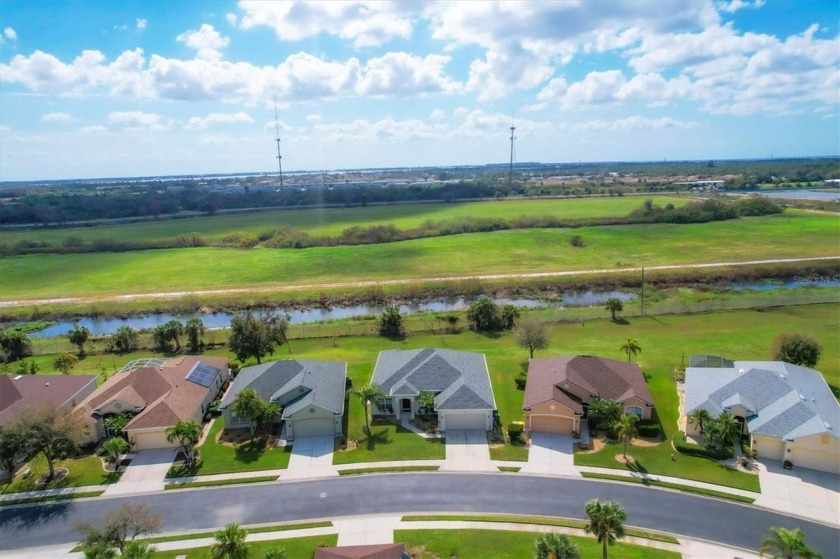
[
  {"left": 314, "top": 544, "right": 406, "bottom": 559},
  {"left": 74, "top": 355, "right": 227, "bottom": 431},
  {"left": 524, "top": 355, "right": 652, "bottom": 410},
  {"left": 0, "top": 374, "right": 97, "bottom": 426}
]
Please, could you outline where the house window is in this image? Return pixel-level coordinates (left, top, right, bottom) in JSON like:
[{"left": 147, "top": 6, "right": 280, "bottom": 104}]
[
  {"left": 230, "top": 411, "right": 248, "bottom": 425},
  {"left": 625, "top": 406, "right": 643, "bottom": 418},
  {"left": 377, "top": 397, "right": 393, "bottom": 414}
]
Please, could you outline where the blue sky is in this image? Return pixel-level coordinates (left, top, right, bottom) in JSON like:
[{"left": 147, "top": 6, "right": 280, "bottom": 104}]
[{"left": 1, "top": 0, "right": 838, "bottom": 180}]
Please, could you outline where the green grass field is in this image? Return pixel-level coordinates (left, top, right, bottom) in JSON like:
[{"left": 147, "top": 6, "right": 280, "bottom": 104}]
[
  {"left": 152, "top": 535, "right": 337, "bottom": 559},
  {"left": 2, "top": 211, "right": 836, "bottom": 300},
  {"left": 0, "top": 196, "right": 687, "bottom": 246}
]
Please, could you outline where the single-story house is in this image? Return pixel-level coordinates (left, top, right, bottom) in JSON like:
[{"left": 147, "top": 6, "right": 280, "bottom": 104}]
[
  {"left": 0, "top": 373, "right": 98, "bottom": 428},
  {"left": 370, "top": 348, "right": 496, "bottom": 432},
  {"left": 218, "top": 359, "right": 346, "bottom": 439},
  {"left": 74, "top": 356, "right": 229, "bottom": 450},
  {"left": 523, "top": 355, "right": 654, "bottom": 435},
  {"left": 685, "top": 358, "right": 840, "bottom": 474},
  {"left": 314, "top": 543, "right": 408, "bottom": 559}
]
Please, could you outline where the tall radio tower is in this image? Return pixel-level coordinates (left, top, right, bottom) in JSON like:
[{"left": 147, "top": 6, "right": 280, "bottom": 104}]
[
  {"left": 273, "top": 96, "right": 284, "bottom": 194},
  {"left": 508, "top": 111, "right": 516, "bottom": 187}
]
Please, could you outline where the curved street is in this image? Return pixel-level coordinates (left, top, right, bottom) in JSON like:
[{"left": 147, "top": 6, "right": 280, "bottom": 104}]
[{"left": 1, "top": 473, "right": 838, "bottom": 554}]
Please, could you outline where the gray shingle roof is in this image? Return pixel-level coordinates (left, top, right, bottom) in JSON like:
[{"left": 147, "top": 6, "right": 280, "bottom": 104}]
[
  {"left": 685, "top": 359, "right": 839, "bottom": 441},
  {"left": 220, "top": 360, "right": 346, "bottom": 416},
  {"left": 372, "top": 348, "right": 496, "bottom": 411}
]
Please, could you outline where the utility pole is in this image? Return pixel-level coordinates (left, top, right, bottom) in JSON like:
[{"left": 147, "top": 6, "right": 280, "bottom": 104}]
[
  {"left": 641, "top": 266, "right": 645, "bottom": 316},
  {"left": 508, "top": 112, "right": 516, "bottom": 188}
]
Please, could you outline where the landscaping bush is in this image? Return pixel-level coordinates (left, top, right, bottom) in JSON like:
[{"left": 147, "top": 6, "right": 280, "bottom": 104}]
[
  {"left": 637, "top": 420, "right": 661, "bottom": 438},
  {"left": 674, "top": 432, "right": 734, "bottom": 460},
  {"left": 507, "top": 422, "right": 524, "bottom": 442},
  {"left": 514, "top": 375, "right": 527, "bottom": 390}
]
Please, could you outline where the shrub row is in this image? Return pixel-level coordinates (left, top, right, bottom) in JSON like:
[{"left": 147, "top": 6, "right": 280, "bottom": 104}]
[
  {"left": 636, "top": 420, "right": 661, "bottom": 438},
  {"left": 674, "top": 432, "right": 734, "bottom": 460}
]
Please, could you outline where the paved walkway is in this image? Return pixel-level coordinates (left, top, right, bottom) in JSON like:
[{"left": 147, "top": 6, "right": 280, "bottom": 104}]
[
  {"left": 282, "top": 436, "right": 338, "bottom": 480},
  {"left": 442, "top": 430, "right": 495, "bottom": 472},
  {"left": 103, "top": 448, "right": 178, "bottom": 496},
  {"left": 519, "top": 432, "right": 574, "bottom": 475}
]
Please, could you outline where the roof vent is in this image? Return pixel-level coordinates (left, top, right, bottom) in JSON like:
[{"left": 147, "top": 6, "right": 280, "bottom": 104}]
[
  {"left": 13, "top": 375, "right": 22, "bottom": 380},
  {"left": 738, "top": 368, "right": 745, "bottom": 374},
  {"left": 799, "top": 392, "right": 806, "bottom": 401},
  {"left": 45, "top": 382, "right": 50, "bottom": 387},
  {"left": 779, "top": 374, "right": 787, "bottom": 381},
  {"left": 825, "top": 422, "right": 831, "bottom": 430}
]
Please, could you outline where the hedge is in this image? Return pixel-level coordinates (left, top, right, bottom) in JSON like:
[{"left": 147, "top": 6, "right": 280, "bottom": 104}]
[{"left": 674, "top": 432, "right": 733, "bottom": 460}]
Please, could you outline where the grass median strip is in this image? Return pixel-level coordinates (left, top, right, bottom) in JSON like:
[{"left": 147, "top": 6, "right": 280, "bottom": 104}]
[
  {"left": 0, "top": 490, "right": 105, "bottom": 507},
  {"left": 338, "top": 466, "right": 440, "bottom": 476},
  {"left": 400, "top": 514, "right": 678, "bottom": 544},
  {"left": 137, "top": 521, "right": 334, "bottom": 545},
  {"left": 580, "top": 472, "right": 756, "bottom": 503},
  {"left": 497, "top": 466, "right": 521, "bottom": 472},
  {"left": 165, "top": 475, "right": 278, "bottom": 490}
]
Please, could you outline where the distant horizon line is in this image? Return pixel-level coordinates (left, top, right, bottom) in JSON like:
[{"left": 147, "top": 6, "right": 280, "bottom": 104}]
[{"left": 2, "top": 154, "right": 838, "bottom": 186}]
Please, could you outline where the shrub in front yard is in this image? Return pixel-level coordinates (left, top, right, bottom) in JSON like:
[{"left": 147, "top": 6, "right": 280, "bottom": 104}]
[
  {"left": 637, "top": 420, "right": 661, "bottom": 438},
  {"left": 674, "top": 432, "right": 733, "bottom": 460},
  {"left": 507, "top": 422, "right": 524, "bottom": 443}
]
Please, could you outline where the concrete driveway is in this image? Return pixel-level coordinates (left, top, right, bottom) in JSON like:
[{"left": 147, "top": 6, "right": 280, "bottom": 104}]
[
  {"left": 103, "top": 448, "right": 177, "bottom": 496},
  {"left": 755, "top": 461, "right": 840, "bottom": 525},
  {"left": 284, "top": 436, "right": 338, "bottom": 480},
  {"left": 443, "top": 430, "right": 495, "bottom": 472},
  {"left": 520, "top": 432, "right": 574, "bottom": 475}
]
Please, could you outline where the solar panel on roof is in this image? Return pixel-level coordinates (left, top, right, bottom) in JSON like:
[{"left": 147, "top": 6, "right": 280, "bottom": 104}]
[{"left": 186, "top": 362, "right": 219, "bottom": 387}]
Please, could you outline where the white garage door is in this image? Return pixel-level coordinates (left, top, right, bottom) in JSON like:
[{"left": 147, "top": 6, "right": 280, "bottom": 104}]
[
  {"left": 793, "top": 449, "right": 840, "bottom": 474},
  {"left": 292, "top": 418, "right": 335, "bottom": 438},
  {"left": 131, "top": 430, "right": 177, "bottom": 450},
  {"left": 755, "top": 436, "right": 784, "bottom": 460},
  {"left": 444, "top": 413, "right": 486, "bottom": 431}
]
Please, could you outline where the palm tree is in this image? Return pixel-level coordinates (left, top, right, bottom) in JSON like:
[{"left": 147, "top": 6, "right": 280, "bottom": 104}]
[
  {"left": 619, "top": 338, "right": 641, "bottom": 363},
  {"left": 166, "top": 420, "right": 203, "bottom": 463},
  {"left": 534, "top": 532, "right": 580, "bottom": 559},
  {"left": 687, "top": 408, "right": 712, "bottom": 438},
  {"left": 263, "top": 549, "right": 288, "bottom": 559},
  {"left": 713, "top": 412, "right": 741, "bottom": 449},
  {"left": 588, "top": 399, "right": 621, "bottom": 431},
  {"left": 232, "top": 388, "right": 264, "bottom": 438},
  {"left": 257, "top": 402, "right": 281, "bottom": 436},
  {"left": 352, "top": 383, "right": 385, "bottom": 430},
  {"left": 614, "top": 414, "right": 639, "bottom": 459},
  {"left": 584, "top": 499, "right": 627, "bottom": 559},
  {"left": 101, "top": 436, "right": 129, "bottom": 464},
  {"left": 83, "top": 542, "right": 117, "bottom": 559},
  {"left": 759, "top": 527, "right": 823, "bottom": 559},
  {"left": 211, "top": 523, "right": 249, "bottom": 559},
  {"left": 121, "top": 541, "right": 157, "bottom": 559},
  {"left": 605, "top": 298, "right": 623, "bottom": 321}
]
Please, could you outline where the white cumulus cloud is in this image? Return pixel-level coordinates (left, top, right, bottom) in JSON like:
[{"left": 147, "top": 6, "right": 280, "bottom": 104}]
[
  {"left": 184, "top": 112, "right": 254, "bottom": 129},
  {"left": 177, "top": 24, "right": 230, "bottom": 60},
  {"left": 4, "top": 27, "right": 17, "bottom": 40},
  {"left": 41, "top": 112, "right": 73, "bottom": 123},
  {"left": 136, "top": 18, "right": 148, "bottom": 31},
  {"left": 107, "top": 111, "right": 168, "bottom": 131}
]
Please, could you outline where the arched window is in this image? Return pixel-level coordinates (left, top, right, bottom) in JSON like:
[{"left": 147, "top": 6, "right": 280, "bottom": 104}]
[{"left": 625, "top": 405, "right": 643, "bottom": 418}]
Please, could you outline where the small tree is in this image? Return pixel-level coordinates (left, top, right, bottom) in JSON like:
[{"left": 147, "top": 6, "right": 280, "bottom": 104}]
[
  {"left": 76, "top": 502, "right": 163, "bottom": 553},
  {"left": 501, "top": 304, "right": 520, "bottom": 329},
  {"left": 54, "top": 352, "right": 79, "bottom": 375},
  {"left": 707, "top": 412, "right": 740, "bottom": 449},
  {"left": 152, "top": 325, "right": 170, "bottom": 352},
  {"left": 588, "top": 399, "right": 621, "bottom": 431},
  {"left": 605, "top": 298, "right": 623, "bottom": 321},
  {"left": 122, "top": 541, "right": 157, "bottom": 559},
  {"left": 110, "top": 326, "right": 139, "bottom": 353},
  {"left": 166, "top": 420, "right": 203, "bottom": 463},
  {"left": 19, "top": 405, "right": 86, "bottom": 481},
  {"left": 614, "top": 414, "right": 639, "bottom": 459},
  {"left": 352, "top": 383, "right": 385, "bottom": 429},
  {"left": 619, "top": 338, "right": 641, "bottom": 363},
  {"left": 263, "top": 549, "right": 287, "bottom": 559},
  {"left": 104, "top": 412, "right": 132, "bottom": 437},
  {"left": 417, "top": 390, "right": 436, "bottom": 414},
  {"left": 584, "top": 499, "right": 627, "bottom": 559},
  {"left": 516, "top": 316, "right": 551, "bottom": 358},
  {"left": 687, "top": 408, "right": 712, "bottom": 438},
  {"left": 773, "top": 333, "right": 821, "bottom": 368},
  {"left": 378, "top": 303, "right": 405, "bottom": 338},
  {"left": 0, "top": 426, "right": 27, "bottom": 480},
  {"left": 83, "top": 541, "right": 117, "bottom": 559},
  {"left": 163, "top": 320, "right": 184, "bottom": 351},
  {"left": 68, "top": 323, "right": 91, "bottom": 355},
  {"left": 185, "top": 318, "right": 206, "bottom": 352},
  {"left": 467, "top": 295, "right": 500, "bottom": 331},
  {"left": 534, "top": 533, "right": 581, "bottom": 559},
  {"left": 232, "top": 388, "right": 264, "bottom": 438},
  {"left": 101, "top": 437, "right": 129, "bottom": 464},
  {"left": 212, "top": 523, "right": 249, "bottom": 559},
  {"left": 257, "top": 402, "right": 281, "bottom": 436},
  {"left": 759, "top": 526, "right": 822, "bottom": 559},
  {"left": 229, "top": 312, "right": 290, "bottom": 364},
  {"left": 0, "top": 329, "right": 33, "bottom": 362}
]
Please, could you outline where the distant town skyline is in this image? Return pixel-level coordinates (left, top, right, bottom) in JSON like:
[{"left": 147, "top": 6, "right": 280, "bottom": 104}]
[{"left": 1, "top": 1, "right": 838, "bottom": 181}]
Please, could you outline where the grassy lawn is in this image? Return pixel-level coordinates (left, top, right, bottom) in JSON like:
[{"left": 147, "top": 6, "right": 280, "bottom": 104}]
[
  {"left": 152, "top": 535, "right": 337, "bottom": 559},
  {"left": 333, "top": 418, "right": 446, "bottom": 464},
  {"left": 581, "top": 472, "right": 756, "bottom": 503},
  {"left": 0, "top": 490, "right": 105, "bottom": 506},
  {"left": 2, "top": 211, "right": 837, "bottom": 300},
  {"left": 488, "top": 441, "right": 530, "bottom": 461},
  {"left": 0, "top": 196, "right": 688, "bottom": 247},
  {"left": 1, "top": 454, "right": 120, "bottom": 494},
  {"left": 396, "top": 529, "right": 680, "bottom": 559},
  {"left": 167, "top": 417, "right": 292, "bottom": 477}
]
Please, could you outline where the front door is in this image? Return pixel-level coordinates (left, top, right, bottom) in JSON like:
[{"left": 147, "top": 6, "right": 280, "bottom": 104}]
[{"left": 401, "top": 398, "right": 412, "bottom": 413}]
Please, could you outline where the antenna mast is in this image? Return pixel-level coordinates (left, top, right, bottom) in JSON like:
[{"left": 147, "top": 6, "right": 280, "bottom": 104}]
[
  {"left": 508, "top": 110, "right": 516, "bottom": 187},
  {"left": 273, "top": 96, "right": 284, "bottom": 194}
]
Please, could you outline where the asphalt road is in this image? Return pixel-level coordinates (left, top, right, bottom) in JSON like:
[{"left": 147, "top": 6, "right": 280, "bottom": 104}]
[{"left": 1, "top": 474, "right": 838, "bottom": 555}]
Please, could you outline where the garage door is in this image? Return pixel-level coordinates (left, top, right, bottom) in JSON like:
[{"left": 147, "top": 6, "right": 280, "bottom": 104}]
[
  {"left": 530, "top": 415, "right": 574, "bottom": 435},
  {"left": 444, "top": 413, "right": 486, "bottom": 431},
  {"left": 792, "top": 449, "right": 840, "bottom": 474},
  {"left": 292, "top": 418, "right": 335, "bottom": 438},
  {"left": 755, "top": 436, "right": 784, "bottom": 460},
  {"left": 131, "top": 430, "right": 177, "bottom": 450}
]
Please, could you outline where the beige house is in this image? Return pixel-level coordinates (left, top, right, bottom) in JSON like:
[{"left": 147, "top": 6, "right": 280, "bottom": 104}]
[
  {"left": 75, "top": 356, "right": 228, "bottom": 451},
  {"left": 685, "top": 358, "right": 839, "bottom": 474},
  {"left": 523, "top": 355, "right": 654, "bottom": 436}
]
